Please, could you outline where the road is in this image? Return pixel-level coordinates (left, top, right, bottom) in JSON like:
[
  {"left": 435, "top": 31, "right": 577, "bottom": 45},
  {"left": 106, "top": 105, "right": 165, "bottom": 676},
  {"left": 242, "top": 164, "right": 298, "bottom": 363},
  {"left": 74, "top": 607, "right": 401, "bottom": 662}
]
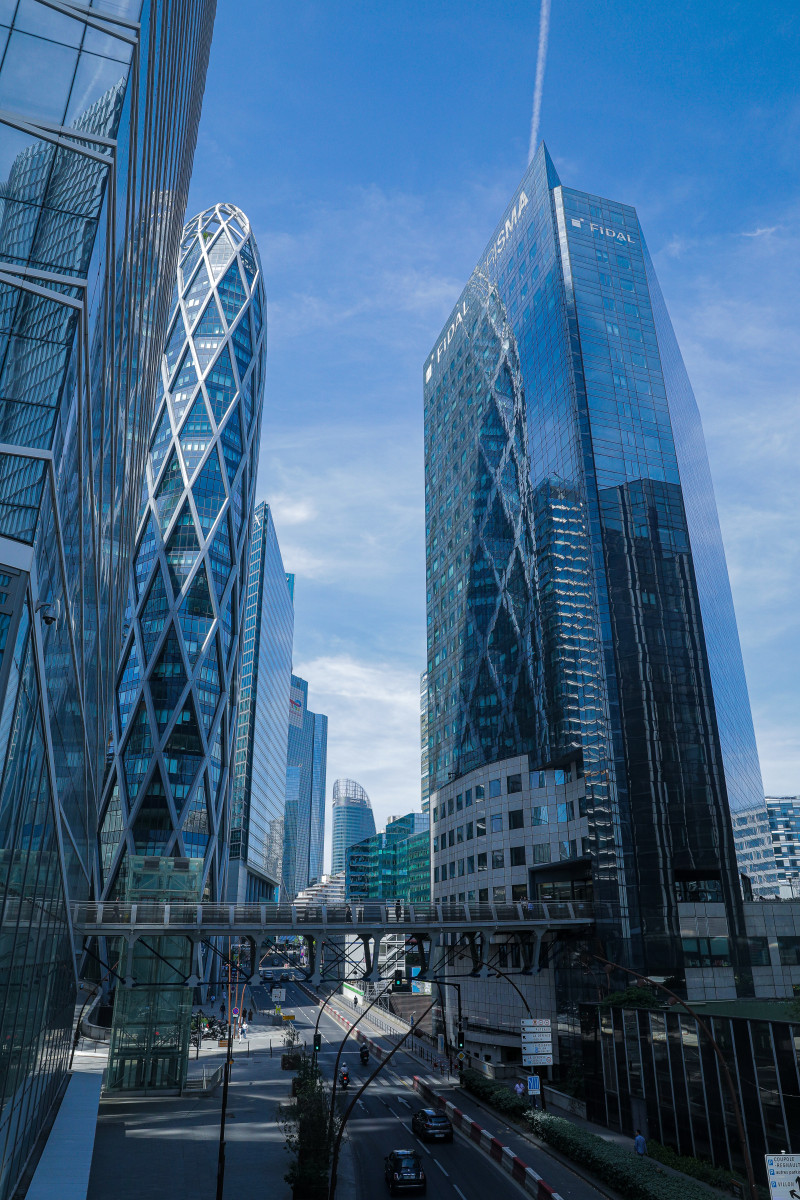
[{"left": 272, "top": 977, "right": 607, "bottom": 1200}]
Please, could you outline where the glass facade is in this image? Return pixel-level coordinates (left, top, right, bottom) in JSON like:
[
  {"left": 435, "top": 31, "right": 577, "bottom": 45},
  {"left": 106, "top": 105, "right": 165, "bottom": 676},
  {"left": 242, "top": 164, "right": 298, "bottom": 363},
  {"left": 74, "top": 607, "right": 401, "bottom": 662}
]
[
  {"left": 0, "top": 2, "right": 214, "bottom": 1194},
  {"left": 420, "top": 670, "right": 430, "bottom": 812},
  {"left": 282, "top": 673, "right": 327, "bottom": 899},
  {"left": 345, "top": 812, "right": 430, "bottom": 903},
  {"left": 766, "top": 797, "right": 800, "bottom": 895},
  {"left": 97, "top": 203, "right": 267, "bottom": 904},
  {"left": 330, "top": 777, "right": 376, "bottom": 877},
  {"left": 227, "top": 502, "right": 294, "bottom": 902},
  {"left": 423, "top": 143, "right": 763, "bottom": 979}
]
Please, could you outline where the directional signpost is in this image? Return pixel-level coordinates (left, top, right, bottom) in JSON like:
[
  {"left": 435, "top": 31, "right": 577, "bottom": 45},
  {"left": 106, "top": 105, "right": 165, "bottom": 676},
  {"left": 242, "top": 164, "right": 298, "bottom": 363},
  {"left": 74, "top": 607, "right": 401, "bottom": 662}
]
[
  {"left": 764, "top": 1154, "right": 800, "bottom": 1199},
  {"left": 521, "top": 1017, "right": 553, "bottom": 1066},
  {"left": 527, "top": 1075, "right": 540, "bottom": 1096}
]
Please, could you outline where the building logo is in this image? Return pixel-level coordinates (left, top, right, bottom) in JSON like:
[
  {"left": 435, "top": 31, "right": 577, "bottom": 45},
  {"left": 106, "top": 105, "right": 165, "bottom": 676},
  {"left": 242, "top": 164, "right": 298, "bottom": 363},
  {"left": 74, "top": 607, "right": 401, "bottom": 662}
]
[{"left": 569, "top": 216, "right": 637, "bottom": 244}]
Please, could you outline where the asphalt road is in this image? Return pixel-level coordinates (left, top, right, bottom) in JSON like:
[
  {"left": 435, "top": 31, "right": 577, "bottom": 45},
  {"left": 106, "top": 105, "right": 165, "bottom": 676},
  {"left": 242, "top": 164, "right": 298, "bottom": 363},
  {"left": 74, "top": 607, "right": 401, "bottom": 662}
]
[{"left": 279, "top": 979, "right": 606, "bottom": 1200}]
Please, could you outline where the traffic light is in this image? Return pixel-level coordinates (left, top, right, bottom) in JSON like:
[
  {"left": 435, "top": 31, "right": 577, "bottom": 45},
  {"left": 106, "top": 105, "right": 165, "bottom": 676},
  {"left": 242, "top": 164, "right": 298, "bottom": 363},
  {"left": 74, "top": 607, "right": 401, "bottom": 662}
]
[
  {"left": 457, "top": 1027, "right": 464, "bottom": 1050},
  {"left": 313, "top": 1032, "right": 321, "bottom": 1054},
  {"left": 393, "top": 969, "right": 404, "bottom": 990}
]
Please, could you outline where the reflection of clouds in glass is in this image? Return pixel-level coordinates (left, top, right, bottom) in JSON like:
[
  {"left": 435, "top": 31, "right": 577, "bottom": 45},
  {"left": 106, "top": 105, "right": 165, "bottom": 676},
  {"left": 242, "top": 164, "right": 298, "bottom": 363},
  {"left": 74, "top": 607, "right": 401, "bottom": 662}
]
[{"left": 66, "top": 53, "right": 128, "bottom": 131}]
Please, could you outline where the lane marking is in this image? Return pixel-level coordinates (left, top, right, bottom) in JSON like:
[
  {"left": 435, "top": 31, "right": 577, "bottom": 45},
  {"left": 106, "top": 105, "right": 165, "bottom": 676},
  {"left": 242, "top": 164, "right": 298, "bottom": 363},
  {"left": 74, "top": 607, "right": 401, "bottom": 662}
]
[
  {"left": 388, "top": 1106, "right": 400, "bottom": 1119},
  {"left": 433, "top": 1159, "right": 449, "bottom": 1177},
  {"left": 397, "top": 1097, "right": 411, "bottom": 1108},
  {"left": 454, "top": 1188, "right": 468, "bottom": 1200},
  {"left": 357, "top": 1100, "right": 367, "bottom": 1112}
]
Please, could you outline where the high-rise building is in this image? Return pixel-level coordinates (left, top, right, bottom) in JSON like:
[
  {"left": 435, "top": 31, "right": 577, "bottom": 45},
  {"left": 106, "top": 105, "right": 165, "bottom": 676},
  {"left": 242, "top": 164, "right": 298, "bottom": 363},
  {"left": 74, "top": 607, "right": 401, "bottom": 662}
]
[
  {"left": 283, "top": 674, "right": 328, "bottom": 898},
  {"left": 228, "top": 503, "right": 294, "bottom": 903},
  {"left": 425, "top": 142, "right": 766, "bottom": 982},
  {"left": 345, "top": 812, "right": 430, "bottom": 903},
  {"left": 98, "top": 203, "right": 267, "bottom": 904},
  {"left": 0, "top": 2, "right": 215, "bottom": 1193},
  {"left": 331, "top": 778, "right": 376, "bottom": 876},
  {"left": 766, "top": 797, "right": 800, "bottom": 896},
  {"left": 420, "top": 670, "right": 430, "bottom": 812}
]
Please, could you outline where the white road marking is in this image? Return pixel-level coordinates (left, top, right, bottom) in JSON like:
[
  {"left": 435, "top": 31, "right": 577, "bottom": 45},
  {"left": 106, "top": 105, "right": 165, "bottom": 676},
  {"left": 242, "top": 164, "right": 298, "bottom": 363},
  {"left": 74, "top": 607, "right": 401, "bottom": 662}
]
[
  {"left": 397, "top": 1097, "right": 411, "bottom": 1108},
  {"left": 454, "top": 1187, "right": 468, "bottom": 1200},
  {"left": 414, "top": 1139, "right": 431, "bottom": 1156},
  {"left": 433, "top": 1159, "right": 449, "bottom": 1177},
  {"left": 357, "top": 1100, "right": 367, "bottom": 1111}
]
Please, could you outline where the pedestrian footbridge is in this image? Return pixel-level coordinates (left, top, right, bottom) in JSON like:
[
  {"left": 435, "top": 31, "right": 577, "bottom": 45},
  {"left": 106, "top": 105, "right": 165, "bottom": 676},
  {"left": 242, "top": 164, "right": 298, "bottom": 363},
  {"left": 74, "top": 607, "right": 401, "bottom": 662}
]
[{"left": 71, "top": 900, "right": 598, "bottom": 985}]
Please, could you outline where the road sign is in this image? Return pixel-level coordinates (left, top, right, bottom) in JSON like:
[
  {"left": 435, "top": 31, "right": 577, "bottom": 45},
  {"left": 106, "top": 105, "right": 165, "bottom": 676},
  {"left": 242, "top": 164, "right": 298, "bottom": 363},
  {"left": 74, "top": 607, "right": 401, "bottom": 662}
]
[
  {"left": 527, "top": 1075, "right": 541, "bottom": 1095},
  {"left": 522, "top": 1031, "right": 553, "bottom": 1043},
  {"left": 282, "top": 1013, "right": 296, "bottom": 1021},
  {"left": 523, "top": 1053, "right": 553, "bottom": 1066},
  {"left": 232, "top": 1007, "right": 239, "bottom": 1016},
  {"left": 457, "top": 1051, "right": 466, "bottom": 1062},
  {"left": 271, "top": 989, "right": 286, "bottom": 1002},
  {"left": 765, "top": 1154, "right": 800, "bottom": 1199},
  {"left": 521, "top": 1018, "right": 551, "bottom": 1029}
]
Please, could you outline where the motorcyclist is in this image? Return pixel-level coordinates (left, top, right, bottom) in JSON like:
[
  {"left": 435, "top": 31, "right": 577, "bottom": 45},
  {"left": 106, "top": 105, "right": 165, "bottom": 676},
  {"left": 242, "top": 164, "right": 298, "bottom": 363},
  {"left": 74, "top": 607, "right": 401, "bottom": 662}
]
[
  {"left": 360, "top": 1045, "right": 369, "bottom": 1064},
  {"left": 339, "top": 1067, "right": 349, "bottom": 1088}
]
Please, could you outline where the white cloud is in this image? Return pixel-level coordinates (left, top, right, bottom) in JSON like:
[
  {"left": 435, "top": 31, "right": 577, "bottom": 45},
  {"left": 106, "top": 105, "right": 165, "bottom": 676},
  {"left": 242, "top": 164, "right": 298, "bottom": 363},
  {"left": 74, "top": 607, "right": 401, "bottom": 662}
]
[
  {"left": 741, "top": 225, "right": 778, "bottom": 238},
  {"left": 294, "top": 653, "right": 423, "bottom": 867}
]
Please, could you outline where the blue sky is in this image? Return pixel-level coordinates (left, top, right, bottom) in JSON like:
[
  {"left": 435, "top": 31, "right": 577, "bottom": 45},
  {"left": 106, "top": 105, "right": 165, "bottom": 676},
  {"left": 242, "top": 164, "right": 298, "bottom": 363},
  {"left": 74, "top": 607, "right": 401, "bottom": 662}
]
[{"left": 187, "top": 0, "right": 800, "bottom": 856}]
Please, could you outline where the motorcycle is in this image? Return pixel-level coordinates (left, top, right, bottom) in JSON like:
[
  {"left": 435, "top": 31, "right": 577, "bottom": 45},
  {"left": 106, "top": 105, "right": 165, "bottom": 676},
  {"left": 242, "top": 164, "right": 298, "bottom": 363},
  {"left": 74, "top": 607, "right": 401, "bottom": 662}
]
[
  {"left": 339, "top": 1071, "right": 350, "bottom": 1089},
  {"left": 359, "top": 1046, "right": 369, "bottom": 1065}
]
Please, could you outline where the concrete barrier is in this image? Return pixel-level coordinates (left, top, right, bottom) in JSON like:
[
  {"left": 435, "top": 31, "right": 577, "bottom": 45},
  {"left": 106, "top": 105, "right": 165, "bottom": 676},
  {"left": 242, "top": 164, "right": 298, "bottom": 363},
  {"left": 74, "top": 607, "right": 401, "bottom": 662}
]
[{"left": 411, "top": 1075, "right": 565, "bottom": 1200}]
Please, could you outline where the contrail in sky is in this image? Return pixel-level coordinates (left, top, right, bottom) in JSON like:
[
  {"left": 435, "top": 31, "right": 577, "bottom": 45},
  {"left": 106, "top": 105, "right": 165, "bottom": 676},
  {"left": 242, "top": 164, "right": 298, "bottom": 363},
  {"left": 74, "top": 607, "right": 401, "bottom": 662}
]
[{"left": 528, "top": 0, "right": 551, "bottom": 164}]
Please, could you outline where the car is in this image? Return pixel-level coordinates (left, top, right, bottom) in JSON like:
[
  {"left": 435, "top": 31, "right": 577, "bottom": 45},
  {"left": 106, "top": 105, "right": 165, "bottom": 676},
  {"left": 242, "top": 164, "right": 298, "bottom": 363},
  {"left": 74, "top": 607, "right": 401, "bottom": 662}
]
[
  {"left": 410, "top": 1108, "right": 453, "bottom": 1142},
  {"left": 384, "top": 1150, "right": 426, "bottom": 1194},
  {"left": 280, "top": 971, "right": 290, "bottom": 982}
]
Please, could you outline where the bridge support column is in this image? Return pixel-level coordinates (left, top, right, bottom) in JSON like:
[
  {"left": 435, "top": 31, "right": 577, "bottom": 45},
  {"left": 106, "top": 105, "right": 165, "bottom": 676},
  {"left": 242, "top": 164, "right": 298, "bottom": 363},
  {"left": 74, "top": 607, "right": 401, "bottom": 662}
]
[
  {"left": 520, "top": 930, "right": 543, "bottom": 975},
  {"left": 365, "top": 935, "right": 382, "bottom": 983},
  {"left": 308, "top": 936, "right": 326, "bottom": 987}
]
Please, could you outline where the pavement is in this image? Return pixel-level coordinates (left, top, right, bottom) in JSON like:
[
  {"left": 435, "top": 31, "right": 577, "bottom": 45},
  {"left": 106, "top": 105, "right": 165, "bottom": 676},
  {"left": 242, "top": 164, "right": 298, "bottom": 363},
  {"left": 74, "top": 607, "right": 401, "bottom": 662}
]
[{"left": 86, "top": 984, "right": 294, "bottom": 1200}]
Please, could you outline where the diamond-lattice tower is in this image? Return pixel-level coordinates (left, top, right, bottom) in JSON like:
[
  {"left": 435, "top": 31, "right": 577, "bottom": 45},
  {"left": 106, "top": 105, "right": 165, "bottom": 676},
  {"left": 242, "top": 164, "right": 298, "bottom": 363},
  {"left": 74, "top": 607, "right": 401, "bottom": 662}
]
[{"left": 97, "top": 202, "right": 267, "bottom": 901}]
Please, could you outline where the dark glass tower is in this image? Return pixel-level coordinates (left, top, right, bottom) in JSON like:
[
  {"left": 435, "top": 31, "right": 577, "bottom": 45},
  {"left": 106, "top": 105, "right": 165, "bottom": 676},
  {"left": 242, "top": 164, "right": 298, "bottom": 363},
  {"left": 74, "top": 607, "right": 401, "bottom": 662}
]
[
  {"left": 424, "top": 144, "right": 765, "bottom": 975},
  {"left": 0, "top": 1, "right": 215, "bottom": 1193},
  {"left": 98, "top": 203, "right": 267, "bottom": 904},
  {"left": 283, "top": 674, "right": 328, "bottom": 898},
  {"left": 228, "top": 502, "right": 294, "bottom": 903}
]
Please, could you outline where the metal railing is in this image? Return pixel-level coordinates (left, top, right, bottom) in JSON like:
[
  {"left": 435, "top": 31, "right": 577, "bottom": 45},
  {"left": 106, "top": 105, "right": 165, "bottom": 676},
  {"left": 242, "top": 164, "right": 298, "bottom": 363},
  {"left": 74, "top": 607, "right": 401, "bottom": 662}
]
[{"left": 71, "top": 899, "right": 600, "bottom": 932}]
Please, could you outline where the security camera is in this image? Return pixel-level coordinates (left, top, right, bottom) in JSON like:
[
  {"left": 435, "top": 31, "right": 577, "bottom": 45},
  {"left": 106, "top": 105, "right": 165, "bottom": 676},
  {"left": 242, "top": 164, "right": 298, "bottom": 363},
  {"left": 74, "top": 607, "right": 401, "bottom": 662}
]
[{"left": 36, "top": 598, "right": 61, "bottom": 626}]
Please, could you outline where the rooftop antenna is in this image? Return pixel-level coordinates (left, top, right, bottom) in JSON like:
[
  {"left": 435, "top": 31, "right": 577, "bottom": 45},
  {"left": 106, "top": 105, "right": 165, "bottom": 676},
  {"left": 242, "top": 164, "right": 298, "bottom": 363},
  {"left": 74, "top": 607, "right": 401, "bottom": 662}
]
[{"left": 527, "top": 0, "right": 551, "bottom": 164}]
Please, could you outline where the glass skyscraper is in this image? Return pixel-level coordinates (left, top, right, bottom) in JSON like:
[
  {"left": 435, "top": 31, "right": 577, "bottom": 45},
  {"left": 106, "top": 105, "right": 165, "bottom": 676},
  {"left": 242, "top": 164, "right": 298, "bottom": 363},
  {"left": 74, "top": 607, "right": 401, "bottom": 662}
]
[
  {"left": 0, "top": 1, "right": 215, "bottom": 1194},
  {"left": 420, "top": 670, "right": 430, "bottom": 812},
  {"left": 330, "top": 778, "right": 376, "bottom": 876},
  {"left": 283, "top": 673, "right": 328, "bottom": 898},
  {"left": 345, "top": 812, "right": 430, "bottom": 903},
  {"left": 98, "top": 202, "right": 266, "bottom": 904},
  {"left": 424, "top": 143, "right": 766, "bottom": 978},
  {"left": 228, "top": 501, "right": 294, "bottom": 903}
]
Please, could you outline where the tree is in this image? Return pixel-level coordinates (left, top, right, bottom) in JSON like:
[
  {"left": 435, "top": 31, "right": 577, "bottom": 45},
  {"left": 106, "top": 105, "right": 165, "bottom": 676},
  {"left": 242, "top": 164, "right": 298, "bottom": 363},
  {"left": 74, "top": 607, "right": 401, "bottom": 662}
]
[{"left": 282, "top": 1056, "right": 343, "bottom": 1200}]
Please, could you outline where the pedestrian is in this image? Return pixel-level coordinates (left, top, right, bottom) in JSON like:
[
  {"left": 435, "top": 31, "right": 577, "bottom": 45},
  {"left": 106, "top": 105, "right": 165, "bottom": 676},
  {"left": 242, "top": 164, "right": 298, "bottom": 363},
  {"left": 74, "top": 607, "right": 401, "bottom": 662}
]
[
  {"left": 220, "top": 1002, "right": 225, "bottom": 1019},
  {"left": 514, "top": 1081, "right": 525, "bottom": 1100},
  {"left": 242, "top": 1021, "right": 248, "bottom": 1039},
  {"left": 345, "top": 904, "right": 352, "bottom": 923},
  {"left": 248, "top": 1008, "right": 253, "bottom": 1023},
  {"left": 395, "top": 899, "right": 402, "bottom": 922},
  {"left": 633, "top": 1129, "right": 647, "bottom": 1156}
]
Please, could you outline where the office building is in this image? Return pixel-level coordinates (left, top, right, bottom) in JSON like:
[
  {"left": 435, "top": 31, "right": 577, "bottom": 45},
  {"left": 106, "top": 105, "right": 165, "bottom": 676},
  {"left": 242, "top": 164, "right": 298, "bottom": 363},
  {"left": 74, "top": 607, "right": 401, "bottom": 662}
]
[
  {"left": 425, "top": 142, "right": 769, "bottom": 989},
  {"left": 283, "top": 674, "right": 328, "bottom": 898},
  {"left": 731, "top": 806, "right": 779, "bottom": 898},
  {"left": 345, "top": 812, "right": 430, "bottom": 903},
  {"left": 228, "top": 503, "right": 294, "bottom": 903},
  {"left": 420, "top": 670, "right": 430, "bottom": 812},
  {"left": 97, "top": 202, "right": 267, "bottom": 906},
  {"left": 766, "top": 796, "right": 800, "bottom": 896},
  {"left": 0, "top": 0, "right": 216, "bottom": 1187},
  {"left": 331, "top": 778, "right": 376, "bottom": 876},
  {"left": 0, "top": 2, "right": 214, "bottom": 1192}
]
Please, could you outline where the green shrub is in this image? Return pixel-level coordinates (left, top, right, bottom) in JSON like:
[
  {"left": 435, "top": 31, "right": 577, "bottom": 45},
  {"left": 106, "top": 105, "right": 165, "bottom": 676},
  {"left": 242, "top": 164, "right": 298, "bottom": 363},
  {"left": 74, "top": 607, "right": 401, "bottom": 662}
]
[
  {"left": 647, "top": 1140, "right": 737, "bottom": 1190},
  {"left": 599, "top": 985, "right": 666, "bottom": 1009},
  {"left": 524, "top": 1111, "right": 724, "bottom": 1200},
  {"left": 460, "top": 1068, "right": 529, "bottom": 1118}
]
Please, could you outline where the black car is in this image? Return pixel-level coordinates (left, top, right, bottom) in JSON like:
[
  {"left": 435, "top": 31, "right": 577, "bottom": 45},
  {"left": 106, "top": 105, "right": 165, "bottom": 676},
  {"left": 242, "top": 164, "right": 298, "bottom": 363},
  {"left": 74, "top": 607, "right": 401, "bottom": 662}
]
[
  {"left": 280, "top": 971, "right": 290, "bottom": 982},
  {"left": 411, "top": 1108, "right": 453, "bottom": 1142},
  {"left": 384, "top": 1150, "right": 426, "bottom": 1194}
]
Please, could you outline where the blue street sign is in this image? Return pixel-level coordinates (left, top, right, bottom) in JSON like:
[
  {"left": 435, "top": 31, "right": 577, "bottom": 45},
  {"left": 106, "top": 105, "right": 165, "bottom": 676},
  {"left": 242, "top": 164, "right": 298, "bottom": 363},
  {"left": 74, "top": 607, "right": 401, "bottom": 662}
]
[{"left": 528, "top": 1075, "right": 541, "bottom": 1095}]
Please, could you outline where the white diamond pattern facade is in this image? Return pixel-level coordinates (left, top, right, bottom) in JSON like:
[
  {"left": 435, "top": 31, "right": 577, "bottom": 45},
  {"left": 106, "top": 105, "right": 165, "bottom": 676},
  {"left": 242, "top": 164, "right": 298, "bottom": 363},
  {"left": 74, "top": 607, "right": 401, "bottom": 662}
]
[{"left": 97, "top": 203, "right": 266, "bottom": 902}]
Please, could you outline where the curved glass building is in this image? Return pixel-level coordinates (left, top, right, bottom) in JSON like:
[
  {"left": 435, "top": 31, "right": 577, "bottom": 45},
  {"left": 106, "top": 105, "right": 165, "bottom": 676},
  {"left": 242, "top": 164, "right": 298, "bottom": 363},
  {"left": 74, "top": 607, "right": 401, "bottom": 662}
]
[
  {"left": 331, "top": 779, "right": 376, "bottom": 875},
  {"left": 97, "top": 203, "right": 267, "bottom": 903}
]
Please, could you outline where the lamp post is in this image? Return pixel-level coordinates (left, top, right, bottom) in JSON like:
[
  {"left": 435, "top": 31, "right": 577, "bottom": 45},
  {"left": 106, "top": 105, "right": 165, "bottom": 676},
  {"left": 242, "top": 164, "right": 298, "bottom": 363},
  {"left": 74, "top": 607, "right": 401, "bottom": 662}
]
[{"left": 583, "top": 949, "right": 758, "bottom": 1200}]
